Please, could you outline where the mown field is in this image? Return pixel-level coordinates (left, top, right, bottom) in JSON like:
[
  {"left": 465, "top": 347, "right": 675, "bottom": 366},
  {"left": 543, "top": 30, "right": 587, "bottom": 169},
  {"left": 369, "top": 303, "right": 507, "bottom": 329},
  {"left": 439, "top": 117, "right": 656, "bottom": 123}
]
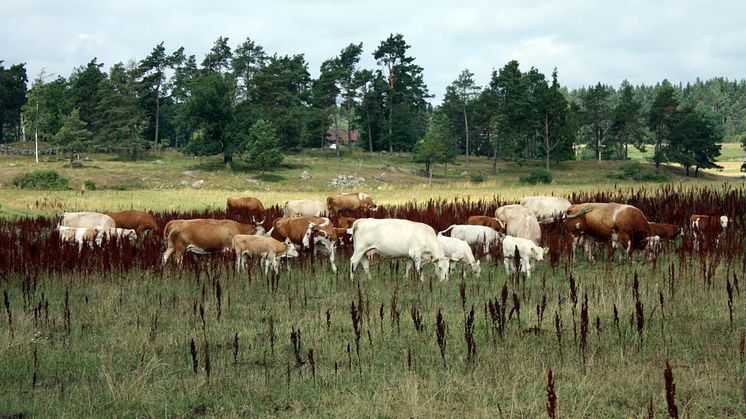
[{"left": 1, "top": 187, "right": 744, "bottom": 417}]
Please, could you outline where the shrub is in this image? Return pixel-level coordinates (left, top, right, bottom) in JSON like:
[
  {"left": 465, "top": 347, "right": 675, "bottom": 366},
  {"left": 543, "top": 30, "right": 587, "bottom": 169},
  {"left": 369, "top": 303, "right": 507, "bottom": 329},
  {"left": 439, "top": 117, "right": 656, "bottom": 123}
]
[
  {"left": 12, "top": 170, "right": 69, "bottom": 190},
  {"left": 470, "top": 173, "right": 485, "bottom": 183},
  {"left": 607, "top": 162, "right": 668, "bottom": 182},
  {"left": 520, "top": 168, "right": 553, "bottom": 185},
  {"left": 85, "top": 180, "right": 96, "bottom": 191}
]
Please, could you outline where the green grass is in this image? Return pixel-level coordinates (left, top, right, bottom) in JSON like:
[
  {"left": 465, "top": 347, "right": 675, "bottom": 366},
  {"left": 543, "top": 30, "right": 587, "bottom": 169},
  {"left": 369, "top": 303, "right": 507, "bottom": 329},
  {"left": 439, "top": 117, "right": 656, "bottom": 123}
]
[{"left": 0, "top": 252, "right": 743, "bottom": 416}]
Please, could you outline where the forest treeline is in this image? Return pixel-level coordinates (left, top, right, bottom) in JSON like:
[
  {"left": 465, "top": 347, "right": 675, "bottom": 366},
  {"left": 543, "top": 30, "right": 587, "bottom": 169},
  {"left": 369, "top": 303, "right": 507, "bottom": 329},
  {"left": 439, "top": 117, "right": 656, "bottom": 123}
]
[{"left": 1, "top": 33, "right": 743, "bottom": 175}]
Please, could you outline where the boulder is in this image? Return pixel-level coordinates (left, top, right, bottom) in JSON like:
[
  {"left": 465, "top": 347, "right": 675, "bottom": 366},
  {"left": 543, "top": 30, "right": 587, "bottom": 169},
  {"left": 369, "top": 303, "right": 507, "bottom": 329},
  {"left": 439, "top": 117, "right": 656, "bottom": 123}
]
[{"left": 191, "top": 180, "right": 204, "bottom": 189}]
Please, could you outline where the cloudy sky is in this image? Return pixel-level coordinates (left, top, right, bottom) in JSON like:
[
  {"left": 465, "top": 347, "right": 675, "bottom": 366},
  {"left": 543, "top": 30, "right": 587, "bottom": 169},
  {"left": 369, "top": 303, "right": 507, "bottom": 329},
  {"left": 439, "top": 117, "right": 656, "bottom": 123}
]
[{"left": 4, "top": 0, "right": 745, "bottom": 103}]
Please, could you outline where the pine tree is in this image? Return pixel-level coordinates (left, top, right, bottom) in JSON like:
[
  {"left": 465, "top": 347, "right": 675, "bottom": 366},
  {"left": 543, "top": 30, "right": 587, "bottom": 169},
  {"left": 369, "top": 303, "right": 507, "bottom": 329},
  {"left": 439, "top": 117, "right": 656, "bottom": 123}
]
[
  {"left": 54, "top": 108, "right": 93, "bottom": 166},
  {"left": 246, "top": 119, "right": 283, "bottom": 178}
]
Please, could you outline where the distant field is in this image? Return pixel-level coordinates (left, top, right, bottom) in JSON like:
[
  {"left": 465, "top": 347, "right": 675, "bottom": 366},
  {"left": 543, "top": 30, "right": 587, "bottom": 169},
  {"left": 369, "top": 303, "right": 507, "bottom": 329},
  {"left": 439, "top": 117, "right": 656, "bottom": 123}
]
[{"left": 1, "top": 148, "right": 744, "bottom": 217}]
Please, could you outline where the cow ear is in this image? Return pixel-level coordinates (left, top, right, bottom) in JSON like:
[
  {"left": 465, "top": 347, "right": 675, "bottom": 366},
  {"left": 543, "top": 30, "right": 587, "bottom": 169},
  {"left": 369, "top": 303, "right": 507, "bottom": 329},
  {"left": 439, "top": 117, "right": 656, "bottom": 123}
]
[
  {"left": 542, "top": 247, "right": 549, "bottom": 254},
  {"left": 476, "top": 260, "right": 481, "bottom": 266}
]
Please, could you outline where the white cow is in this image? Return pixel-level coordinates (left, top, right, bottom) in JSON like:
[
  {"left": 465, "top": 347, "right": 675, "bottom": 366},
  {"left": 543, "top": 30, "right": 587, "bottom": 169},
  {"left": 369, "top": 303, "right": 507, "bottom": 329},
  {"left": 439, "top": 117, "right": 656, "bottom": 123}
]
[
  {"left": 504, "top": 214, "right": 542, "bottom": 245},
  {"left": 502, "top": 235, "right": 546, "bottom": 278},
  {"left": 438, "top": 224, "right": 503, "bottom": 256},
  {"left": 436, "top": 235, "right": 481, "bottom": 278},
  {"left": 494, "top": 204, "right": 532, "bottom": 225},
  {"left": 520, "top": 196, "right": 572, "bottom": 224},
  {"left": 59, "top": 212, "right": 116, "bottom": 229},
  {"left": 283, "top": 200, "right": 329, "bottom": 217},
  {"left": 56, "top": 226, "right": 136, "bottom": 251},
  {"left": 350, "top": 218, "right": 450, "bottom": 281}
]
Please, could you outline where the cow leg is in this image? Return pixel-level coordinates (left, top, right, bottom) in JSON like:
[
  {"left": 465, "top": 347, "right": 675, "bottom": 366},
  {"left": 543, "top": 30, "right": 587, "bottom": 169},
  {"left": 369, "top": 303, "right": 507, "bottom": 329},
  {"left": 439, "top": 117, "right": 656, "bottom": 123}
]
[
  {"left": 522, "top": 257, "right": 531, "bottom": 278},
  {"left": 361, "top": 256, "right": 372, "bottom": 281},
  {"left": 235, "top": 253, "right": 242, "bottom": 272},
  {"left": 412, "top": 255, "right": 424, "bottom": 282},
  {"left": 349, "top": 249, "right": 365, "bottom": 280},
  {"left": 404, "top": 259, "right": 413, "bottom": 279},
  {"left": 503, "top": 257, "right": 512, "bottom": 276},
  {"left": 329, "top": 244, "right": 337, "bottom": 273},
  {"left": 162, "top": 247, "right": 174, "bottom": 266},
  {"left": 272, "top": 256, "right": 280, "bottom": 275}
]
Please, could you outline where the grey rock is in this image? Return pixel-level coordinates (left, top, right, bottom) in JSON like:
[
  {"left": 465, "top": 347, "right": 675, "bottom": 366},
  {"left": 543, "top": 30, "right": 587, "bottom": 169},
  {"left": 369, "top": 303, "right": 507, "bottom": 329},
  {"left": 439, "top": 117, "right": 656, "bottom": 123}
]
[
  {"left": 299, "top": 170, "right": 311, "bottom": 180},
  {"left": 153, "top": 160, "right": 164, "bottom": 164},
  {"left": 179, "top": 180, "right": 188, "bottom": 187},
  {"left": 182, "top": 170, "right": 196, "bottom": 178},
  {"left": 191, "top": 180, "right": 204, "bottom": 189}
]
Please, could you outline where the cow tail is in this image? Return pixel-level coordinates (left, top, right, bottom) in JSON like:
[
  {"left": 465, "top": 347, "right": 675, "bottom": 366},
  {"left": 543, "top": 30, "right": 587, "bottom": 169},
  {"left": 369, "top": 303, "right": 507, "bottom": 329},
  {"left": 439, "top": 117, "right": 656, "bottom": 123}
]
[
  {"left": 438, "top": 225, "right": 454, "bottom": 236},
  {"left": 565, "top": 205, "right": 592, "bottom": 219}
]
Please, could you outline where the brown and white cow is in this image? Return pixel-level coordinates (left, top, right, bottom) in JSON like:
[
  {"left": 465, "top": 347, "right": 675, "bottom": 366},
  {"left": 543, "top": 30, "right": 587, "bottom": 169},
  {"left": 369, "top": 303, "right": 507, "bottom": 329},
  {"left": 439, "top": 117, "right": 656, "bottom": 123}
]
[
  {"left": 643, "top": 222, "right": 682, "bottom": 259},
  {"left": 336, "top": 216, "right": 358, "bottom": 229},
  {"left": 227, "top": 196, "right": 265, "bottom": 212},
  {"left": 690, "top": 214, "right": 729, "bottom": 250},
  {"left": 232, "top": 235, "right": 299, "bottom": 274},
  {"left": 60, "top": 212, "right": 116, "bottom": 229},
  {"left": 162, "top": 219, "right": 265, "bottom": 265},
  {"left": 564, "top": 203, "right": 660, "bottom": 262},
  {"left": 283, "top": 200, "right": 328, "bottom": 217},
  {"left": 269, "top": 216, "right": 338, "bottom": 272},
  {"left": 466, "top": 215, "right": 505, "bottom": 233},
  {"left": 105, "top": 210, "right": 159, "bottom": 235},
  {"left": 327, "top": 192, "right": 377, "bottom": 213}
]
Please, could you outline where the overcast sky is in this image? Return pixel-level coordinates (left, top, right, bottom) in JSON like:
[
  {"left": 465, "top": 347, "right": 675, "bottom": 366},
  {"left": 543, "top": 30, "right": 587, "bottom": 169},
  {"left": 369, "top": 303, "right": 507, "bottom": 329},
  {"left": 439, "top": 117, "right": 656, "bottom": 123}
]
[{"left": 4, "top": 0, "right": 746, "bottom": 103}]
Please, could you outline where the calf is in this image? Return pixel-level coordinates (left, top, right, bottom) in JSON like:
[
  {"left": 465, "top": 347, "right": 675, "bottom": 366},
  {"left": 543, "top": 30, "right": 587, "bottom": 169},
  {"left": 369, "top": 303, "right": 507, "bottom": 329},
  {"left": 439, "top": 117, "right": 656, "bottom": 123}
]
[
  {"left": 438, "top": 224, "right": 503, "bottom": 257},
  {"left": 232, "top": 235, "right": 299, "bottom": 275},
  {"left": 57, "top": 226, "right": 99, "bottom": 251},
  {"left": 643, "top": 222, "right": 682, "bottom": 260},
  {"left": 502, "top": 235, "right": 545, "bottom": 278},
  {"left": 436, "top": 235, "right": 481, "bottom": 278},
  {"left": 690, "top": 214, "right": 728, "bottom": 250}
]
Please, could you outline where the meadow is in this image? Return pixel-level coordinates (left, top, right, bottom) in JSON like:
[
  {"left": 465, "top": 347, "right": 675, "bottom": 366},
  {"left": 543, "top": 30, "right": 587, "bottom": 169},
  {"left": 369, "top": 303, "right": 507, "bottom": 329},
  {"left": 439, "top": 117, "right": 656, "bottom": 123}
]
[
  {"left": 0, "top": 186, "right": 745, "bottom": 417},
  {"left": 1, "top": 148, "right": 746, "bottom": 416}
]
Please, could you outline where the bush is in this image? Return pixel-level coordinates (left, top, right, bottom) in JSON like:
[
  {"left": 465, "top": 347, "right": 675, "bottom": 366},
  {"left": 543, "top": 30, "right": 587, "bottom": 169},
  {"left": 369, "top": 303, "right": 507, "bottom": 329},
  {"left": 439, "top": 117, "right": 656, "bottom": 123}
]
[
  {"left": 520, "top": 168, "right": 553, "bottom": 185},
  {"left": 607, "top": 162, "right": 668, "bottom": 182},
  {"left": 470, "top": 173, "right": 485, "bottom": 183},
  {"left": 12, "top": 170, "right": 69, "bottom": 190},
  {"left": 85, "top": 180, "right": 96, "bottom": 191}
]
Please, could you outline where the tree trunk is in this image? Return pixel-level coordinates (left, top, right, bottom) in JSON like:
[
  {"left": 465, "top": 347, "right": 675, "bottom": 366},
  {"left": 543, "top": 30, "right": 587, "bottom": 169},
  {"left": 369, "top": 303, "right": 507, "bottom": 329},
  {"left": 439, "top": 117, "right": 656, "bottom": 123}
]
[
  {"left": 366, "top": 105, "right": 373, "bottom": 152},
  {"left": 347, "top": 101, "right": 353, "bottom": 153},
  {"left": 491, "top": 132, "right": 499, "bottom": 176},
  {"left": 154, "top": 81, "right": 161, "bottom": 146},
  {"left": 544, "top": 116, "right": 550, "bottom": 171},
  {"left": 224, "top": 154, "right": 232, "bottom": 170},
  {"left": 130, "top": 147, "right": 137, "bottom": 162},
  {"left": 463, "top": 104, "right": 469, "bottom": 164},
  {"left": 70, "top": 151, "right": 74, "bottom": 167},
  {"left": 388, "top": 104, "right": 394, "bottom": 153},
  {"left": 34, "top": 123, "right": 39, "bottom": 164},
  {"left": 333, "top": 108, "right": 340, "bottom": 159}
]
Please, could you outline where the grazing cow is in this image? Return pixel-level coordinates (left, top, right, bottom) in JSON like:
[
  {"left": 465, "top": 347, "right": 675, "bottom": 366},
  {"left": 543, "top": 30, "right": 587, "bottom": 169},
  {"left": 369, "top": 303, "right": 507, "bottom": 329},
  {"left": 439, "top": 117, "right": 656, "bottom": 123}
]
[
  {"left": 504, "top": 214, "right": 542, "bottom": 245},
  {"left": 105, "top": 210, "right": 159, "bottom": 235},
  {"left": 494, "top": 204, "right": 532, "bottom": 225},
  {"left": 643, "top": 222, "right": 682, "bottom": 259},
  {"left": 57, "top": 226, "right": 99, "bottom": 251},
  {"left": 269, "top": 216, "right": 338, "bottom": 272},
  {"left": 466, "top": 215, "right": 505, "bottom": 233},
  {"left": 502, "top": 235, "right": 545, "bottom": 278},
  {"left": 564, "top": 203, "right": 660, "bottom": 262},
  {"left": 327, "top": 192, "right": 377, "bottom": 213},
  {"left": 57, "top": 226, "right": 136, "bottom": 251},
  {"left": 350, "top": 218, "right": 449, "bottom": 281},
  {"left": 227, "top": 196, "right": 265, "bottom": 212},
  {"left": 283, "top": 200, "right": 328, "bottom": 217},
  {"left": 336, "top": 216, "right": 358, "bottom": 229},
  {"left": 563, "top": 215, "right": 598, "bottom": 262},
  {"left": 690, "top": 214, "right": 729, "bottom": 250},
  {"left": 438, "top": 224, "right": 503, "bottom": 256},
  {"left": 60, "top": 212, "right": 116, "bottom": 229},
  {"left": 232, "top": 235, "right": 299, "bottom": 274},
  {"left": 520, "top": 196, "right": 572, "bottom": 224},
  {"left": 162, "top": 219, "right": 265, "bottom": 265},
  {"left": 436, "top": 235, "right": 481, "bottom": 278}
]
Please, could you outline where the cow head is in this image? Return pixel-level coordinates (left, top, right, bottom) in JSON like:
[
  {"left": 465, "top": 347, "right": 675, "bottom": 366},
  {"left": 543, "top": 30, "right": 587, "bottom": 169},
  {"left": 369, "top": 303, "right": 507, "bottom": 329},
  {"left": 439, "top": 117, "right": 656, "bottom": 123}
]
[
  {"left": 434, "top": 257, "right": 450, "bottom": 281},
  {"left": 532, "top": 246, "right": 547, "bottom": 261},
  {"left": 284, "top": 238, "right": 300, "bottom": 258},
  {"left": 720, "top": 215, "right": 729, "bottom": 229},
  {"left": 302, "top": 223, "right": 316, "bottom": 247},
  {"left": 471, "top": 260, "right": 481, "bottom": 278},
  {"left": 251, "top": 216, "right": 266, "bottom": 235},
  {"left": 644, "top": 235, "right": 661, "bottom": 252}
]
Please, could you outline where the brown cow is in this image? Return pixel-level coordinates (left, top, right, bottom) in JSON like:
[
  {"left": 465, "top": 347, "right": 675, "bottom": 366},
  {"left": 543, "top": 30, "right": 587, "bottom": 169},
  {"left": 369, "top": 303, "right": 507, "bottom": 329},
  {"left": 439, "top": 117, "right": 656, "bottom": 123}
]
[
  {"left": 233, "top": 235, "right": 299, "bottom": 274},
  {"left": 643, "top": 222, "right": 682, "bottom": 259},
  {"left": 270, "top": 216, "right": 338, "bottom": 272},
  {"left": 564, "top": 203, "right": 660, "bottom": 262},
  {"left": 690, "top": 214, "right": 729, "bottom": 250},
  {"left": 105, "top": 210, "right": 160, "bottom": 235},
  {"left": 227, "top": 196, "right": 265, "bottom": 212},
  {"left": 327, "top": 192, "right": 377, "bottom": 213},
  {"left": 162, "top": 219, "right": 265, "bottom": 265},
  {"left": 467, "top": 215, "right": 505, "bottom": 233},
  {"left": 337, "top": 216, "right": 358, "bottom": 229}
]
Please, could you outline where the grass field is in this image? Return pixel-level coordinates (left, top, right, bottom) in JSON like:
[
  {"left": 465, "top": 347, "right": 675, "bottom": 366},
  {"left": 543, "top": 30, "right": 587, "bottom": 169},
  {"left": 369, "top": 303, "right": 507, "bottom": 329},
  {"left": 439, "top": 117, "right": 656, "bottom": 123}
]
[
  {"left": 0, "top": 191, "right": 745, "bottom": 417},
  {"left": 1, "top": 148, "right": 745, "bottom": 416}
]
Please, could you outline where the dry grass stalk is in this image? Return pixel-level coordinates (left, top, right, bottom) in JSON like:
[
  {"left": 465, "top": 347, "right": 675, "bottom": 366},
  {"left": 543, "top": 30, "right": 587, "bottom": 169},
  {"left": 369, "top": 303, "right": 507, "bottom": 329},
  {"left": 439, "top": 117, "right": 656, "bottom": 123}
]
[
  {"left": 465, "top": 305, "right": 476, "bottom": 363},
  {"left": 580, "top": 293, "right": 589, "bottom": 364},
  {"left": 460, "top": 280, "right": 466, "bottom": 313},
  {"left": 738, "top": 331, "right": 744, "bottom": 365},
  {"left": 554, "top": 311, "right": 562, "bottom": 360},
  {"left": 307, "top": 348, "right": 315, "bottom": 379},
  {"left": 664, "top": 360, "right": 678, "bottom": 418},
  {"left": 410, "top": 304, "right": 423, "bottom": 333},
  {"left": 268, "top": 316, "right": 275, "bottom": 356},
  {"left": 3, "top": 290, "right": 12, "bottom": 339},
  {"left": 546, "top": 368, "right": 557, "bottom": 419},
  {"left": 204, "top": 341, "right": 211, "bottom": 382},
  {"left": 291, "top": 327, "right": 305, "bottom": 369},
  {"left": 232, "top": 333, "right": 239, "bottom": 366},
  {"left": 350, "top": 301, "right": 361, "bottom": 358},
  {"left": 189, "top": 338, "right": 198, "bottom": 374},
  {"left": 436, "top": 309, "right": 447, "bottom": 368},
  {"left": 647, "top": 396, "right": 654, "bottom": 419},
  {"left": 726, "top": 278, "right": 734, "bottom": 328}
]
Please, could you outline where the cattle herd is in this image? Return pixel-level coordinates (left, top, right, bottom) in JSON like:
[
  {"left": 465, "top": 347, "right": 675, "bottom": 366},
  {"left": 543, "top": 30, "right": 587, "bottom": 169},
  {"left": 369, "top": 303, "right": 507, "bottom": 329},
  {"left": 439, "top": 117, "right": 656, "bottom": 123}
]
[{"left": 50, "top": 191, "right": 731, "bottom": 281}]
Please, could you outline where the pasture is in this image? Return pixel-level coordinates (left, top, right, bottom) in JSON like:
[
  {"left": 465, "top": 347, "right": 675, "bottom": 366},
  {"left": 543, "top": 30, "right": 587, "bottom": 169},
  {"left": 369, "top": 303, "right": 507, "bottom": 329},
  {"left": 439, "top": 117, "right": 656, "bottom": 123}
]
[{"left": 1, "top": 186, "right": 744, "bottom": 417}]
